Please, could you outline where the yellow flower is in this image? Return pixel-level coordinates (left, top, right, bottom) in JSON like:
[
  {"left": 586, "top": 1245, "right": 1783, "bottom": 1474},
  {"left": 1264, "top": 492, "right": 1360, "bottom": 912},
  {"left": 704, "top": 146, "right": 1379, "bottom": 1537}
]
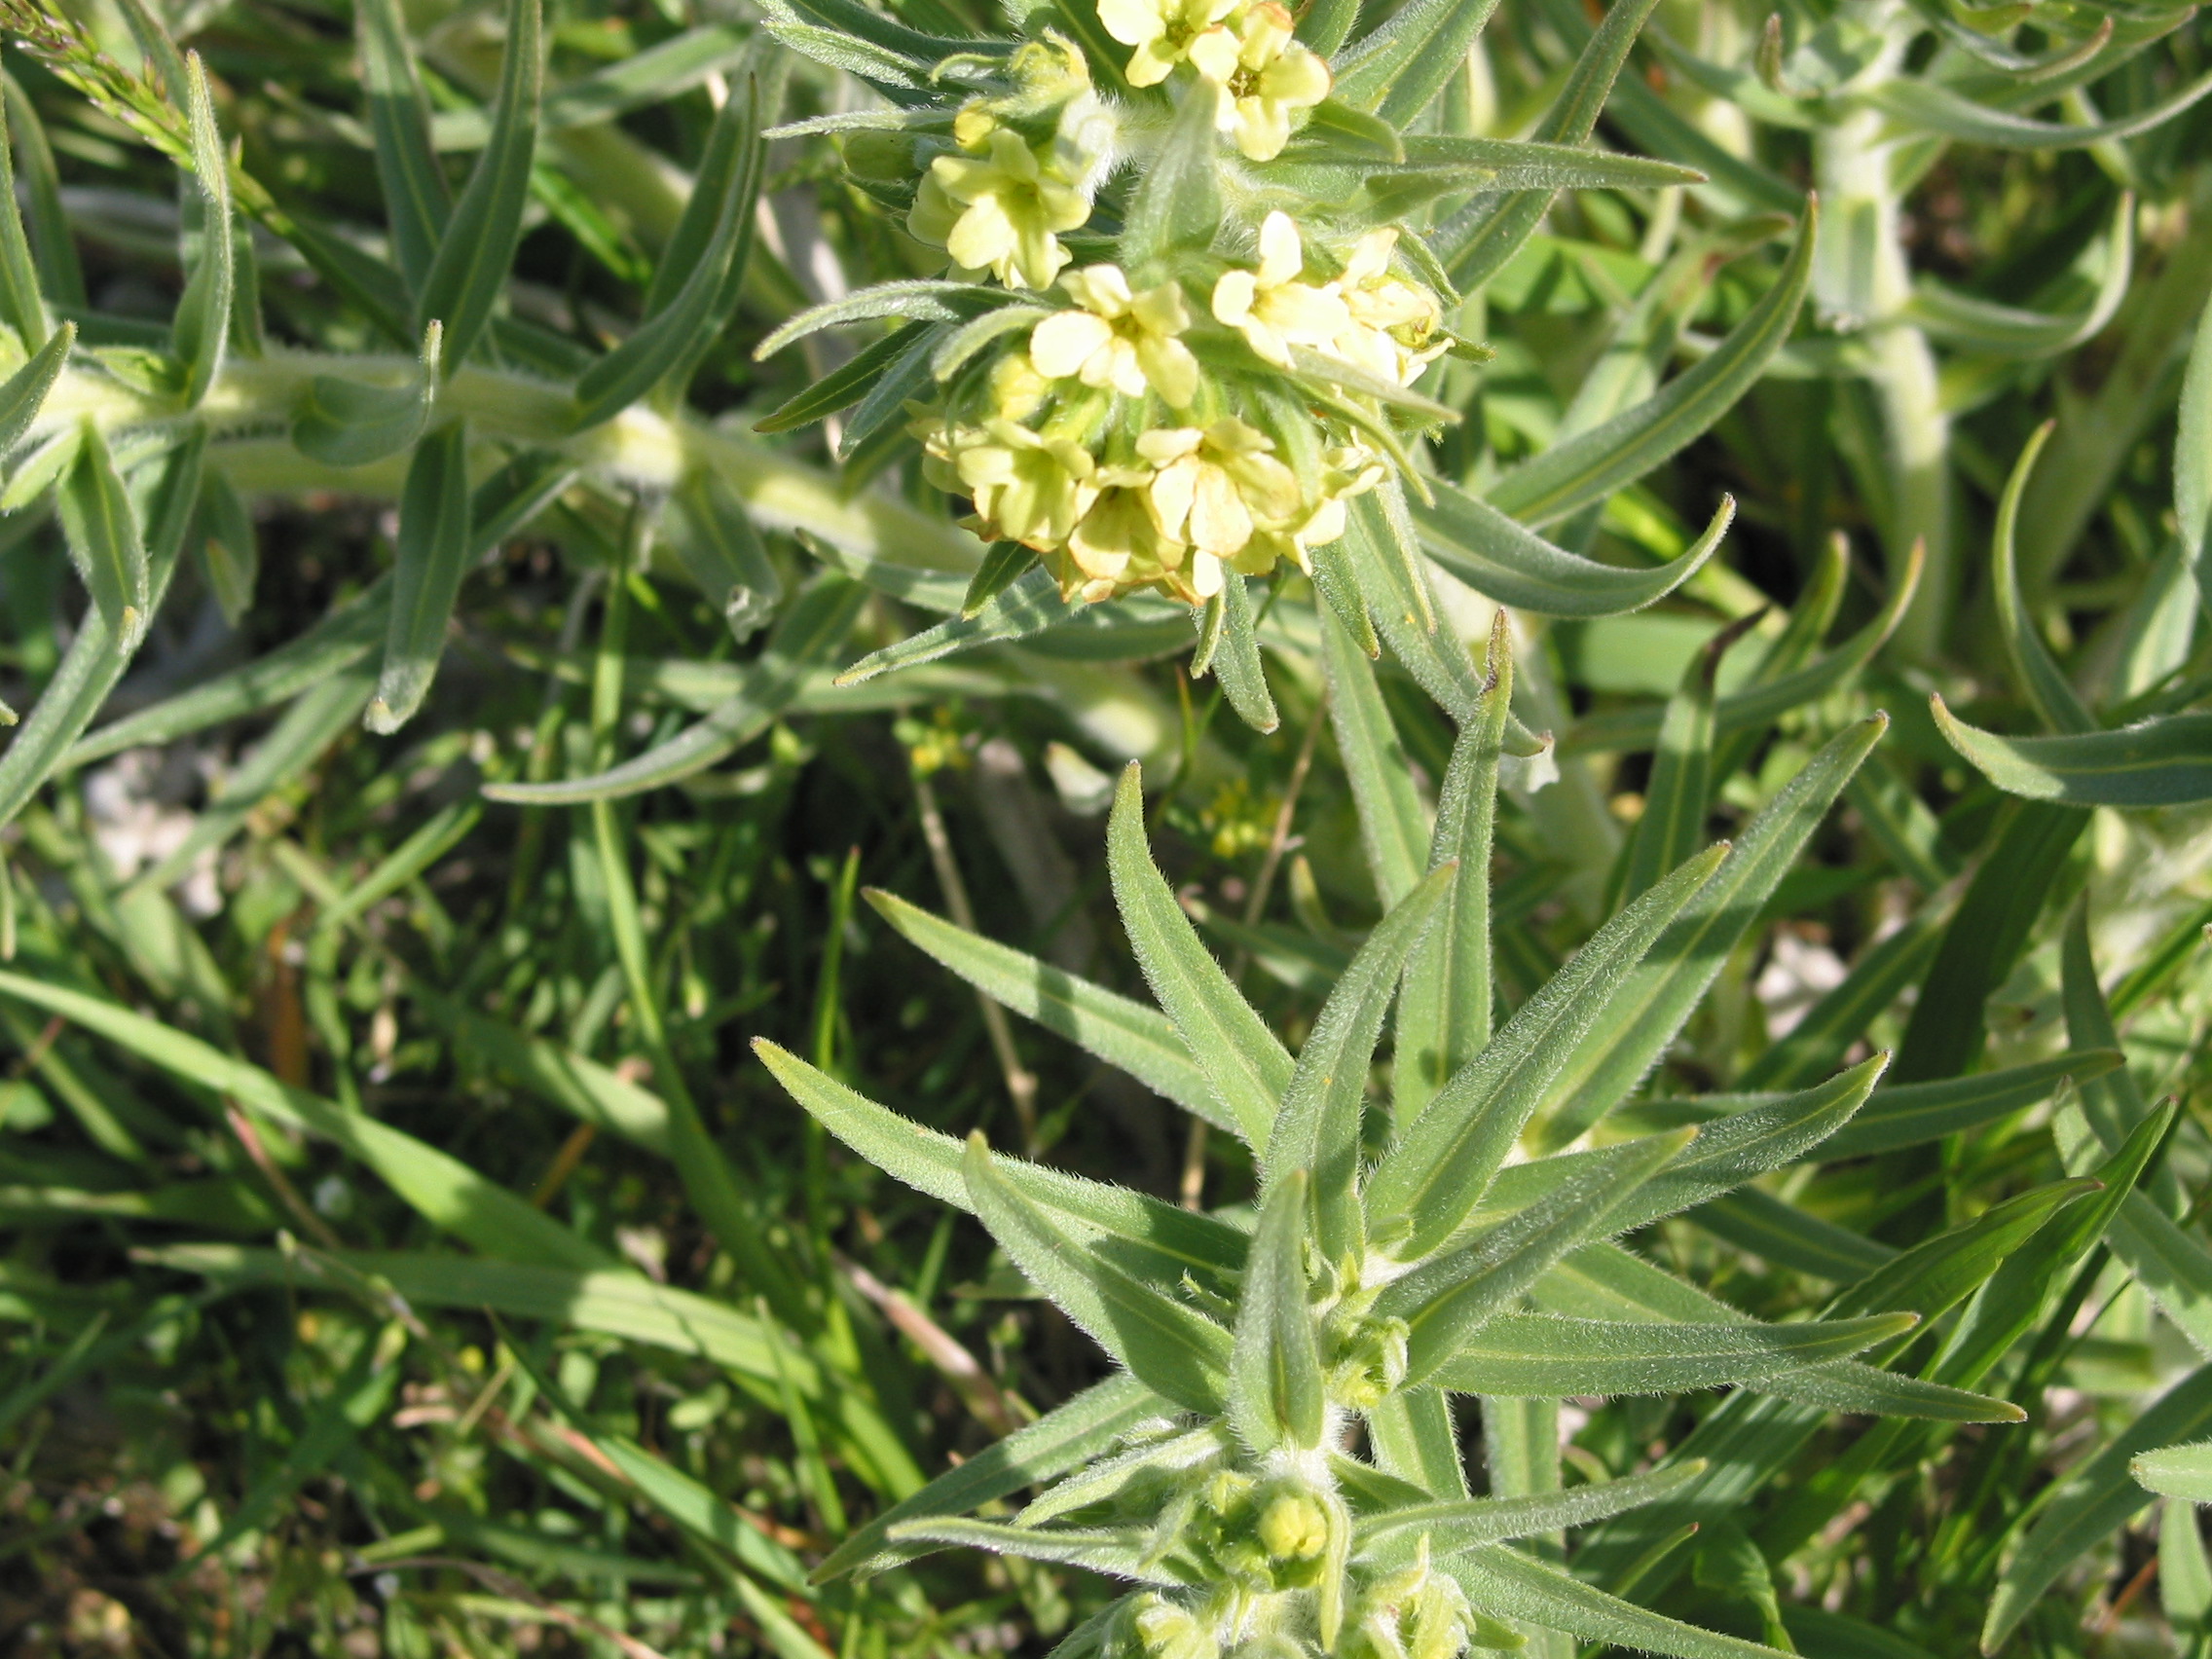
[
  {"left": 1211, "top": 211, "right": 1352, "bottom": 368},
  {"left": 1137, "top": 418, "right": 1305, "bottom": 598},
  {"left": 1029, "top": 265, "right": 1199, "bottom": 407},
  {"left": 909, "top": 129, "right": 1090, "bottom": 290},
  {"left": 1097, "top": 0, "right": 1239, "bottom": 89},
  {"left": 1219, "top": 3, "right": 1330, "bottom": 161},
  {"left": 931, "top": 418, "right": 1098, "bottom": 550},
  {"left": 1058, "top": 467, "right": 1193, "bottom": 600},
  {"left": 1333, "top": 228, "right": 1447, "bottom": 384}
]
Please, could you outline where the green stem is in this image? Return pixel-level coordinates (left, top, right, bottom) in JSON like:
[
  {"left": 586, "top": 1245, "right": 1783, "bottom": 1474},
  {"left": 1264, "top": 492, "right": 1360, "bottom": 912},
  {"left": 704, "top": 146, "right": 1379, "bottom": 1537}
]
[
  {"left": 1813, "top": 72, "right": 1952, "bottom": 662},
  {"left": 32, "top": 352, "right": 982, "bottom": 577}
]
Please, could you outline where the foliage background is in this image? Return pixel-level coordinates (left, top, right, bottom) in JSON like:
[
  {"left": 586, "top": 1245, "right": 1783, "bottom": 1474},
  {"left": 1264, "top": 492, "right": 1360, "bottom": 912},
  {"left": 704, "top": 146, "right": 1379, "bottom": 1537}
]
[{"left": 4, "top": 0, "right": 2212, "bottom": 1655}]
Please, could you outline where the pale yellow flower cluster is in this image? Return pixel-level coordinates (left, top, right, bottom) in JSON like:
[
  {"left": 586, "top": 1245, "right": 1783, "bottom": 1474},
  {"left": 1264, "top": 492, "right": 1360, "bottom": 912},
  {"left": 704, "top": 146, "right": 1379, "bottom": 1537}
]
[
  {"left": 1097, "top": 0, "right": 1330, "bottom": 160},
  {"left": 1213, "top": 212, "right": 1446, "bottom": 387}
]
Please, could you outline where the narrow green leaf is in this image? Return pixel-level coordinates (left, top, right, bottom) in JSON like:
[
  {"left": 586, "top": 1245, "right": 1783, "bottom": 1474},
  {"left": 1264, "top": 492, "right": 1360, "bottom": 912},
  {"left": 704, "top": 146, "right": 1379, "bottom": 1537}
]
[
  {"left": 662, "top": 469, "right": 783, "bottom": 642},
  {"left": 1365, "top": 845, "right": 1728, "bottom": 1262},
  {"left": 1533, "top": 716, "right": 1886, "bottom": 1150},
  {"left": 1332, "top": 0, "right": 1504, "bottom": 125},
  {"left": 888, "top": 1518, "right": 1180, "bottom": 1584},
  {"left": 359, "top": 0, "right": 449, "bottom": 292},
  {"left": 0, "top": 974, "right": 604, "bottom": 1270},
  {"left": 1933, "top": 695, "right": 2212, "bottom": 807},
  {"left": 1272, "top": 866, "right": 1454, "bottom": 1265},
  {"left": 1396, "top": 615, "right": 1510, "bottom": 1120},
  {"left": 1485, "top": 202, "right": 1817, "bottom": 528},
  {"left": 1416, "top": 482, "right": 1730, "bottom": 616},
  {"left": 1816, "top": 1051, "right": 2120, "bottom": 1160},
  {"left": 3, "top": 75, "right": 84, "bottom": 311},
  {"left": 1434, "top": 1311, "right": 1914, "bottom": 1398},
  {"left": 1382, "top": 1129, "right": 1695, "bottom": 1385},
  {"left": 1362, "top": 1463, "right": 1706, "bottom": 1560},
  {"left": 414, "top": 0, "right": 541, "bottom": 368},
  {"left": 818, "top": 1374, "right": 1161, "bottom": 1580},
  {"left": 0, "top": 321, "right": 72, "bottom": 460},
  {"left": 483, "top": 576, "right": 862, "bottom": 803},
  {"left": 1211, "top": 571, "right": 1276, "bottom": 733},
  {"left": 574, "top": 81, "right": 762, "bottom": 427},
  {"left": 962, "top": 1131, "right": 1232, "bottom": 1414},
  {"left": 198, "top": 466, "right": 258, "bottom": 624},
  {"left": 836, "top": 566, "right": 1073, "bottom": 685},
  {"left": 1984, "top": 1366, "right": 2212, "bottom": 1651},
  {"left": 1992, "top": 423, "right": 2094, "bottom": 734},
  {"left": 171, "top": 55, "right": 233, "bottom": 409},
  {"left": 0, "top": 97, "right": 47, "bottom": 347},
  {"left": 753, "top": 1041, "right": 1248, "bottom": 1294},
  {"left": 866, "top": 889, "right": 1230, "bottom": 1135},
  {"left": 366, "top": 418, "right": 471, "bottom": 733},
  {"left": 2179, "top": 286, "right": 2212, "bottom": 607},
  {"left": 1690, "top": 1189, "right": 1894, "bottom": 1281},
  {"left": 1864, "top": 69, "right": 2212, "bottom": 150},
  {"left": 756, "top": 282, "right": 1014, "bottom": 360},
  {"left": 756, "top": 322, "right": 934, "bottom": 434},
  {"left": 416, "top": 992, "right": 671, "bottom": 1155},
  {"left": 1364, "top": 1389, "right": 1469, "bottom": 1499},
  {"left": 1107, "top": 764, "right": 1292, "bottom": 1151},
  {"left": 1320, "top": 599, "right": 1429, "bottom": 907},
  {"left": 57, "top": 420, "right": 148, "bottom": 650},
  {"left": 1451, "top": 1542, "right": 1790, "bottom": 1659},
  {"left": 1231, "top": 1172, "right": 1325, "bottom": 1453},
  {"left": 2139, "top": 1445, "right": 2212, "bottom": 1503},
  {"left": 291, "top": 322, "right": 440, "bottom": 467},
  {"left": 1615, "top": 613, "right": 1761, "bottom": 907}
]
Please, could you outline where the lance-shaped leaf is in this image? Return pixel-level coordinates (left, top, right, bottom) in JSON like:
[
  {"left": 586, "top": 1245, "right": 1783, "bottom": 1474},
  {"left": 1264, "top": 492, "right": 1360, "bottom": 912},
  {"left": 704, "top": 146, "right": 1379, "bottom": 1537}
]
[
  {"left": 661, "top": 470, "right": 782, "bottom": 642},
  {"left": 820, "top": 1374, "right": 1161, "bottom": 1580},
  {"left": 1533, "top": 716, "right": 1886, "bottom": 1150},
  {"left": 1561, "top": 1053, "right": 1889, "bottom": 1231},
  {"left": 1231, "top": 1172, "right": 1324, "bottom": 1454},
  {"left": 1863, "top": 68, "right": 2212, "bottom": 150},
  {"left": 1330, "top": 0, "right": 1502, "bottom": 124},
  {"left": 366, "top": 417, "right": 470, "bottom": 734},
  {"left": 866, "top": 890, "right": 1228, "bottom": 1133},
  {"left": 0, "top": 99, "right": 46, "bottom": 347},
  {"left": 359, "top": 0, "right": 448, "bottom": 292},
  {"left": 1267, "top": 866, "right": 1453, "bottom": 1264},
  {"left": 1396, "top": 615, "right": 1510, "bottom": 1121},
  {"left": 1614, "top": 612, "right": 1761, "bottom": 906},
  {"left": 414, "top": 0, "right": 540, "bottom": 369},
  {"left": 888, "top": 1518, "right": 1185, "bottom": 1585},
  {"left": 1564, "top": 539, "right": 1922, "bottom": 756},
  {"left": 1435, "top": 1309, "right": 1912, "bottom": 1398},
  {"left": 1983, "top": 1366, "right": 2212, "bottom": 1652},
  {"left": 1816, "top": 1051, "right": 2120, "bottom": 1160},
  {"left": 962, "top": 1131, "right": 1232, "bottom": 1415},
  {"left": 1364, "top": 844, "right": 1728, "bottom": 1262},
  {"left": 1108, "top": 764, "right": 1292, "bottom": 1151},
  {"left": 1992, "top": 423, "right": 2094, "bottom": 734},
  {"left": 171, "top": 55, "right": 233, "bottom": 410},
  {"left": 1319, "top": 599, "right": 1428, "bottom": 908},
  {"left": 1361, "top": 1462, "right": 1706, "bottom": 1563},
  {"left": 198, "top": 466, "right": 258, "bottom": 624},
  {"left": 1432, "top": 0, "right": 1667, "bottom": 289},
  {"left": 1452, "top": 1542, "right": 1791, "bottom": 1659},
  {"left": 1906, "top": 192, "right": 2131, "bottom": 359},
  {"left": 573, "top": 81, "right": 762, "bottom": 428},
  {"left": 0, "top": 425, "right": 202, "bottom": 831},
  {"left": 0, "top": 320, "right": 71, "bottom": 460},
  {"left": 754, "top": 1042, "right": 1247, "bottom": 1294},
  {"left": 757, "top": 282, "right": 1015, "bottom": 359},
  {"left": 291, "top": 320, "right": 441, "bottom": 466},
  {"left": 1415, "top": 481, "right": 1730, "bottom": 617},
  {"left": 1018, "top": 1424, "right": 1230, "bottom": 1530},
  {"left": 1932, "top": 696, "right": 2212, "bottom": 807},
  {"left": 1573, "top": 1182, "right": 2088, "bottom": 1596},
  {"left": 1484, "top": 202, "right": 1816, "bottom": 529},
  {"left": 1380, "top": 1128, "right": 1696, "bottom": 1386},
  {"left": 2181, "top": 286, "right": 2212, "bottom": 607},
  {"left": 838, "top": 566, "right": 1072, "bottom": 685},
  {"left": 2136, "top": 1444, "right": 2212, "bottom": 1503},
  {"left": 1210, "top": 571, "right": 1275, "bottom": 732},
  {"left": 57, "top": 421, "right": 149, "bottom": 652},
  {"left": 1533, "top": 1243, "right": 2021, "bottom": 1422},
  {"left": 756, "top": 321, "right": 936, "bottom": 434}
]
